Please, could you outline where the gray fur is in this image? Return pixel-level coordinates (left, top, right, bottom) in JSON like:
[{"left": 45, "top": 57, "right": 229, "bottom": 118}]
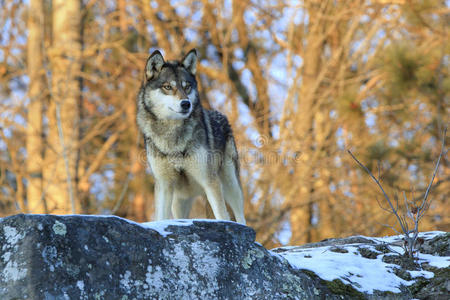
[
  {"left": 137, "top": 49, "right": 246, "bottom": 224},
  {"left": 145, "top": 50, "right": 165, "bottom": 80},
  {"left": 181, "top": 49, "right": 198, "bottom": 75}
]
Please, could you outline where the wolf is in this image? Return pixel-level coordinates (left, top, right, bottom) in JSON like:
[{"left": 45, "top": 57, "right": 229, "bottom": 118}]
[{"left": 137, "top": 49, "right": 246, "bottom": 224}]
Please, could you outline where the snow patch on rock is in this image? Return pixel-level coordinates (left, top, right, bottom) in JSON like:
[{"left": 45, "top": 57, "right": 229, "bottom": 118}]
[{"left": 272, "top": 231, "right": 449, "bottom": 294}]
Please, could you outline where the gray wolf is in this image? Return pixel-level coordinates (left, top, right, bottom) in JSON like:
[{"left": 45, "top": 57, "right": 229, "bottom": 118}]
[{"left": 137, "top": 49, "right": 246, "bottom": 224}]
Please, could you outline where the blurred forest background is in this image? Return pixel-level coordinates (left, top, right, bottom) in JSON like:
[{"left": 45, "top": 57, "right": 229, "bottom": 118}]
[{"left": 0, "top": 0, "right": 448, "bottom": 247}]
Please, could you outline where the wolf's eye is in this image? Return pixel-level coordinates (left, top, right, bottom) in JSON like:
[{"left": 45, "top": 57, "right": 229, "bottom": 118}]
[
  {"left": 162, "top": 84, "right": 172, "bottom": 91},
  {"left": 184, "top": 84, "right": 191, "bottom": 92}
]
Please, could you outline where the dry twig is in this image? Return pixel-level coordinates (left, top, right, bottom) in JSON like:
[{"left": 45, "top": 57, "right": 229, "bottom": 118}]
[{"left": 348, "top": 128, "right": 447, "bottom": 257}]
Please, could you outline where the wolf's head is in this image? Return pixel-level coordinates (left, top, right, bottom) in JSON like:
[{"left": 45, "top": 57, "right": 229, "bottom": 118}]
[{"left": 141, "top": 49, "right": 199, "bottom": 120}]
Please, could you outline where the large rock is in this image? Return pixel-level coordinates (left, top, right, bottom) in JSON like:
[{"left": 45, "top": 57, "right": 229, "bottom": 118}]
[
  {"left": 0, "top": 214, "right": 448, "bottom": 299},
  {"left": 0, "top": 214, "right": 325, "bottom": 299}
]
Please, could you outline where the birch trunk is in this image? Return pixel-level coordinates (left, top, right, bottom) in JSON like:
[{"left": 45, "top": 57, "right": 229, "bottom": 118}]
[
  {"left": 26, "top": 0, "right": 46, "bottom": 213},
  {"left": 43, "top": 0, "right": 81, "bottom": 213}
]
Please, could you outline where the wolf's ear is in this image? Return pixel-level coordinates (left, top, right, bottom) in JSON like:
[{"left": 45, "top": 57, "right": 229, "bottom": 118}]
[
  {"left": 182, "top": 49, "right": 197, "bottom": 75},
  {"left": 145, "top": 50, "right": 165, "bottom": 80}
]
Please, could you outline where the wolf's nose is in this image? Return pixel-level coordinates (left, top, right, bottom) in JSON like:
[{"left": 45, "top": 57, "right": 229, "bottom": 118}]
[{"left": 180, "top": 100, "right": 191, "bottom": 110}]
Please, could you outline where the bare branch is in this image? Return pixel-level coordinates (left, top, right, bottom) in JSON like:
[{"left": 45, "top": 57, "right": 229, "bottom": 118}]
[
  {"left": 418, "top": 127, "right": 447, "bottom": 214},
  {"left": 380, "top": 223, "right": 401, "bottom": 235},
  {"left": 376, "top": 196, "right": 393, "bottom": 214},
  {"left": 402, "top": 191, "right": 412, "bottom": 221},
  {"left": 393, "top": 191, "right": 399, "bottom": 213},
  {"left": 347, "top": 150, "right": 409, "bottom": 235}
]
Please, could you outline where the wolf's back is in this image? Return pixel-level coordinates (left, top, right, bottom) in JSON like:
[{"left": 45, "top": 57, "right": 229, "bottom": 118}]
[{"left": 203, "top": 109, "right": 235, "bottom": 152}]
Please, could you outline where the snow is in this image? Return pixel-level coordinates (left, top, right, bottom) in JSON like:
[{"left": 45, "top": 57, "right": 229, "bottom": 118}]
[
  {"left": 276, "top": 245, "right": 411, "bottom": 293},
  {"left": 53, "top": 214, "right": 239, "bottom": 237},
  {"left": 5, "top": 214, "right": 237, "bottom": 238},
  {"left": 408, "top": 270, "right": 434, "bottom": 279},
  {"left": 140, "top": 219, "right": 194, "bottom": 237},
  {"left": 365, "top": 231, "right": 445, "bottom": 244},
  {"left": 417, "top": 252, "right": 450, "bottom": 268},
  {"left": 140, "top": 218, "right": 238, "bottom": 237},
  {"left": 272, "top": 231, "right": 449, "bottom": 294}
]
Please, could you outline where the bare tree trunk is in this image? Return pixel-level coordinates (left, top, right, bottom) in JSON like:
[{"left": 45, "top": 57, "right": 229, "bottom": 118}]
[
  {"left": 43, "top": 0, "right": 81, "bottom": 214},
  {"left": 26, "top": 0, "right": 46, "bottom": 213},
  {"left": 288, "top": 2, "right": 326, "bottom": 244},
  {"left": 126, "top": 95, "right": 148, "bottom": 221}
]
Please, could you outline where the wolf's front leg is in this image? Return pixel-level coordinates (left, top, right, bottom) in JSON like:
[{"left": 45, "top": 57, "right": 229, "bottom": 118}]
[
  {"left": 203, "top": 178, "right": 230, "bottom": 221},
  {"left": 154, "top": 180, "right": 173, "bottom": 220}
]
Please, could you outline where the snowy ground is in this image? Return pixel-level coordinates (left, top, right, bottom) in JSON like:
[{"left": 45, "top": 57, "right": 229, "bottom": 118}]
[{"left": 271, "top": 231, "right": 449, "bottom": 294}]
